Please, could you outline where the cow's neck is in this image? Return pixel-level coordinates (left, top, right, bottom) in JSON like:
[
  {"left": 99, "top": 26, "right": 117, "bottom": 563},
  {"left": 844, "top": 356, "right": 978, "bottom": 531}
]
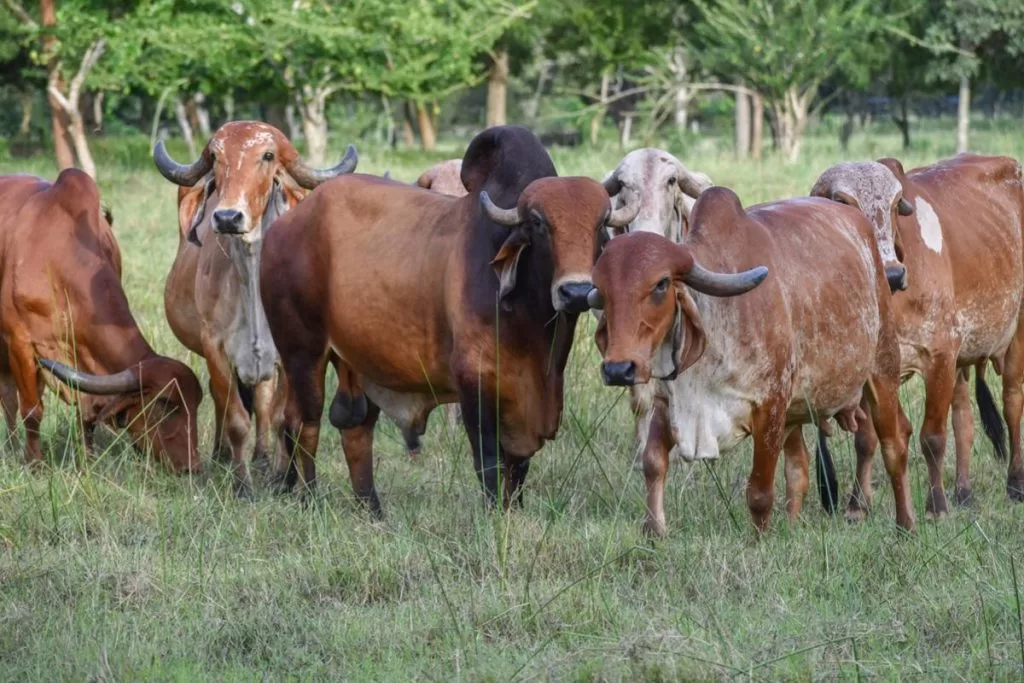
[{"left": 222, "top": 234, "right": 278, "bottom": 386}]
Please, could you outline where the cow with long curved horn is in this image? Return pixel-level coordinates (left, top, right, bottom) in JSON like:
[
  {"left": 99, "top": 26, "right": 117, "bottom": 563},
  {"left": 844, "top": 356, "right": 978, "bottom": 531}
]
[
  {"left": 0, "top": 169, "right": 203, "bottom": 472},
  {"left": 592, "top": 186, "right": 914, "bottom": 537},
  {"left": 158, "top": 121, "right": 359, "bottom": 497}
]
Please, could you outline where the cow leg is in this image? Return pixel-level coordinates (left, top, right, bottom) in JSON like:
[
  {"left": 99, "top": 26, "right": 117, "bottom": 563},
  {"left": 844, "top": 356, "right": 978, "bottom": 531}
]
[
  {"left": 502, "top": 454, "right": 531, "bottom": 509},
  {"left": 1002, "top": 326, "right": 1024, "bottom": 501},
  {"left": 457, "top": 382, "right": 502, "bottom": 506},
  {"left": 747, "top": 399, "right": 787, "bottom": 534},
  {"left": 252, "top": 376, "right": 281, "bottom": 470},
  {"left": 0, "top": 372, "right": 20, "bottom": 440},
  {"left": 8, "top": 339, "right": 44, "bottom": 467},
  {"left": 340, "top": 400, "right": 382, "bottom": 516},
  {"left": 783, "top": 427, "right": 810, "bottom": 522},
  {"left": 865, "top": 375, "right": 915, "bottom": 532},
  {"left": 641, "top": 399, "right": 674, "bottom": 537},
  {"left": 846, "top": 397, "right": 877, "bottom": 522},
  {"left": 208, "top": 377, "right": 232, "bottom": 464},
  {"left": 204, "top": 347, "right": 252, "bottom": 498},
  {"left": 280, "top": 353, "right": 328, "bottom": 497},
  {"left": 920, "top": 357, "right": 956, "bottom": 518},
  {"left": 951, "top": 368, "right": 976, "bottom": 505}
]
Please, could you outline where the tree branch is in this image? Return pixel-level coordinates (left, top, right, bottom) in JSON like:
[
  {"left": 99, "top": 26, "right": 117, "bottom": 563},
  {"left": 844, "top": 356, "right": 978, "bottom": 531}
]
[
  {"left": 67, "top": 39, "right": 107, "bottom": 106},
  {"left": 3, "top": 0, "right": 36, "bottom": 27},
  {"left": 47, "top": 63, "right": 71, "bottom": 112}
]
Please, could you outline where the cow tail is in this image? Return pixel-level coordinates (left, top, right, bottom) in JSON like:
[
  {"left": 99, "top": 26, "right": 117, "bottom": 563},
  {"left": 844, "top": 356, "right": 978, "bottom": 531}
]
[
  {"left": 816, "top": 424, "right": 840, "bottom": 514},
  {"left": 975, "top": 364, "right": 1008, "bottom": 461},
  {"left": 235, "top": 372, "right": 255, "bottom": 417}
]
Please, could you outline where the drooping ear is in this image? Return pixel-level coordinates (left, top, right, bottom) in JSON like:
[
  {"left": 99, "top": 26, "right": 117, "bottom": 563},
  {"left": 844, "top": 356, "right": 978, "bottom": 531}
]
[
  {"left": 652, "top": 287, "right": 706, "bottom": 380},
  {"left": 94, "top": 394, "right": 142, "bottom": 430},
  {"left": 490, "top": 229, "right": 530, "bottom": 302},
  {"left": 183, "top": 175, "right": 215, "bottom": 247},
  {"left": 261, "top": 179, "right": 292, "bottom": 233}
]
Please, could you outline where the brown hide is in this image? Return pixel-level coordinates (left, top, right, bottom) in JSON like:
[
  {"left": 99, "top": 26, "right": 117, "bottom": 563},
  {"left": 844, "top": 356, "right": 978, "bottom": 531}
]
[{"left": 0, "top": 170, "right": 202, "bottom": 470}]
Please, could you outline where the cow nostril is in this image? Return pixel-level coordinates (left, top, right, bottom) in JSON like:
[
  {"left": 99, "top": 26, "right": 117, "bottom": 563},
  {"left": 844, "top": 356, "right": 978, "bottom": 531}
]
[
  {"left": 558, "top": 282, "right": 595, "bottom": 312},
  {"left": 601, "top": 360, "right": 636, "bottom": 386},
  {"left": 885, "top": 265, "right": 908, "bottom": 292},
  {"left": 212, "top": 209, "right": 245, "bottom": 233}
]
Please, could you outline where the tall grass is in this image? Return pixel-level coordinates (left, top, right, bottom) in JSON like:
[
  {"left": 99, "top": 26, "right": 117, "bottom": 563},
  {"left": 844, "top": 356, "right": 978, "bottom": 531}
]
[{"left": 1, "top": 121, "right": 1023, "bottom": 680}]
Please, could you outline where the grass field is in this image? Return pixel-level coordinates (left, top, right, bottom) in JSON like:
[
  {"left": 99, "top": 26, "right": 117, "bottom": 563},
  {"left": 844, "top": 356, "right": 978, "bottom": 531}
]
[{"left": 2, "top": 120, "right": 1024, "bottom": 681}]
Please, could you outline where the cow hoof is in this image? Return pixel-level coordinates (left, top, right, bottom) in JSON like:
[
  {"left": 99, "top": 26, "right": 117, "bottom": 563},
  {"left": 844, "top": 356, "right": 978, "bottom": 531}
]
[
  {"left": 328, "top": 390, "right": 368, "bottom": 430},
  {"left": 953, "top": 487, "right": 974, "bottom": 507},
  {"left": 406, "top": 448, "right": 420, "bottom": 460},
  {"left": 211, "top": 444, "right": 231, "bottom": 464},
  {"left": 1008, "top": 477, "right": 1024, "bottom": 502},
  {"left": 925, "top": 488, "right": 949, "bottom": 519},
  {"left": 642, "top": 518, "right": 666, "bottom": 538},
  {"left": 233, "top": 480, "right": 254, "bottom": 501},
  {"left": 844, "top": 507, "right": 867, "bottom": 524}
]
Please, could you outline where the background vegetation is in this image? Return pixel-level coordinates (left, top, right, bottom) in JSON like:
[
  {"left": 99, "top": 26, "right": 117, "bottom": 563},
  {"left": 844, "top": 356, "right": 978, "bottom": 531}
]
[{"left": 3, "top": 0, "right": 1024, "bottom": 680}]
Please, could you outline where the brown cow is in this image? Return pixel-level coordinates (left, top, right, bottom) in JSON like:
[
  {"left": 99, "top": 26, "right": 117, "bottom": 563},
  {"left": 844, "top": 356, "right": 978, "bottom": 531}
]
[
  {"left": 0, "top": 170, "right": 202, "bottom": 470},
  {"left": 589, "top": 189, "right": 915, "bottom": 536},
  {"left": 261, "top": 126, "right": 637, "bottom": 510},
  {"left": 154, "top": 121, "right": 357, "bottom": 496},
  {"left": 811, "top": 155, "right": 1024, "bottom": 515}
]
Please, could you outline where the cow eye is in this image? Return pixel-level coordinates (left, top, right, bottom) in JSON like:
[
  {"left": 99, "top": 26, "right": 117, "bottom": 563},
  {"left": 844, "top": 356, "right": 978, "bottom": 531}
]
[
  {"left": 263, "top": 151, "right": 275, "bottom": 162},
  {"left": 653, "top": 277, "right": 670, "bottom": 295},
  {"left": 667, "top": 176, "right": 677, "bottom": 187}
]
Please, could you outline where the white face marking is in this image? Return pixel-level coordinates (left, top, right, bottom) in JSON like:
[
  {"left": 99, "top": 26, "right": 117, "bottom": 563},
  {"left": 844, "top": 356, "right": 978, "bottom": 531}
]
[
  {"left": 241, "top": 131, "right": 276, "bottom": 149},
  {"left": 915, "top": 197, "right": 943, "bottom": 253}
]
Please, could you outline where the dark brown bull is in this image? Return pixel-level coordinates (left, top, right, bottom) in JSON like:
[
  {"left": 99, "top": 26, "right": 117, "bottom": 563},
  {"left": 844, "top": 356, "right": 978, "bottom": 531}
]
[
  {"left": 155, "top": 121, "right": 357, "bottom": 496},
  {"left": 589, "top": 189, "right": 915, "bottom": 536},
  {"left": 0, "top": 170, "right": 202, "bottom": 470},
  {"left": 811, "top": 154, "right": 1024, "bottom": 515},
  {"left": 261, "top": 126, "right": 637, "bottom": 510}
]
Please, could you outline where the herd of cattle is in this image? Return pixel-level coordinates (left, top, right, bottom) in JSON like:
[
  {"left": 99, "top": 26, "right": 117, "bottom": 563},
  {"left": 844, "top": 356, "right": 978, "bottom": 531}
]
[{"left": 1, "top": 121, "right": 1022, "bottom": 537}]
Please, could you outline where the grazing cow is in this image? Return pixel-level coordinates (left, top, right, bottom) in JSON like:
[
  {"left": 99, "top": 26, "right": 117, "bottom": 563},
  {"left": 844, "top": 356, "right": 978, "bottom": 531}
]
[
  {"left": 811, "top": 155, "right": 1024, "bottom": 514},
  {"left": 0, "top": 170, "right": 202, "bottom": 470},
  {"left": 588, "top": 189, "right": 915, "bottom": 536},
  {"left": 154, "top": 121, "right": 357, "bottom": 496},
  {"left": 416, "top": 159, "right": 467, "bottom": 197},
  {"left": 261, "top": 125, "right": 637, "bottom": 510}
]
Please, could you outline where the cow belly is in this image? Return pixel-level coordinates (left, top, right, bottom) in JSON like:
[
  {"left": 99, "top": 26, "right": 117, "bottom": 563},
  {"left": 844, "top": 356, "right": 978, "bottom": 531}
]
[{"left": 955, "top": 295, "right": 1021, "bottom": 363}]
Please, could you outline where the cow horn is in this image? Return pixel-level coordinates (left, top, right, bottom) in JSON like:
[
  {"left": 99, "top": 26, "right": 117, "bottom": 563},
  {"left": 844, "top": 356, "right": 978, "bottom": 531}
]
[
  {"left": 479, "top": 191, "right": 521, "bottom": 226},
  {"left": 683, "top": 262, "right": 769, "bottom": 297},
  {"left": 897, "top": 197, "right": 914, "bottom": 216},
  {"left": 587, "top": 287, "right": 604, "bottom": 310},
  {"left": 286, "top": 144, "right": 359, "bottom": 189},
  {"left": 40, "top": 358, "right": 142, "bottom": 395},
  {"left": 607, "top": 194, "right": 641, "bottom": 229},
  {"left": 153, "top": 140, "right": 212, "bottom": 187}
]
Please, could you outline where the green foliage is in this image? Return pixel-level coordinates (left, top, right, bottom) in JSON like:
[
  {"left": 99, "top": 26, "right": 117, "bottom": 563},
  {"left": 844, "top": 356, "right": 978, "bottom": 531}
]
[{"left": 924, "top": 0, "right": 1024, "bottom": 83}]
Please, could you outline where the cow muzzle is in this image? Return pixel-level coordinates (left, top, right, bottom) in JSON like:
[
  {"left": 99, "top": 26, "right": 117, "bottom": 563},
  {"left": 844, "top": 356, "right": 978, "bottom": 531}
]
[
  {"left": 553, "top": 279, "right": 596, "bottom": 313},
  {"left": 212, "top": 208, "right": 248, "bottom": 235},
  {"left": 885, "top": 264, "right": 908, "bottom": 292},
  {"left": 601, "top": 360, "right": 637, "bottom": 387}
]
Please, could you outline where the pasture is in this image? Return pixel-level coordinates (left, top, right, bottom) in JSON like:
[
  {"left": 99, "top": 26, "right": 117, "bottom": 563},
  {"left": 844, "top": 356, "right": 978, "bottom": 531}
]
[{"left": 2, "top": 121, "right": 1024, "bottom": 681}]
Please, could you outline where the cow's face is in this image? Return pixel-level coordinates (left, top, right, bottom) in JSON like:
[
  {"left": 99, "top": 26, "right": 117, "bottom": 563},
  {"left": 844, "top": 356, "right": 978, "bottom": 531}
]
[
  {"left": 810, "top": 160, "right": 913, "bottom": 291},
  {"left": 603, "top": 148, "right": 713, "bottom": 241},
  {"left": 121, "top": 361, "right": 204, "bottom": 473},
  {"left": 590, "top": 232, "right": 768, "bottom": 386},
  {"left": 480, "top": 177, "right": 640, "bottom": 313},
  {"left": 155, "top": 121, "right": 358, "bottom": 246},
  {"left": 416, "top": 159, "right": 468, "bottom": 197}
]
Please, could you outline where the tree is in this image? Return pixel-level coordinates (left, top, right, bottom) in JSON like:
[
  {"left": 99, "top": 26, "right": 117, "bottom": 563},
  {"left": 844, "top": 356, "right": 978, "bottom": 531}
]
[
  {"left": 693, "top": 0, "right": 902, "bottom": 162},
  {"left": 924, "top": 0, "right": 1024, "bottom": 152}
]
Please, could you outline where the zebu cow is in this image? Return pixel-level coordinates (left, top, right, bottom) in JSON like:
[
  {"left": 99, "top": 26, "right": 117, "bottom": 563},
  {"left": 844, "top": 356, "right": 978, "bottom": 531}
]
[
  {"left": 416, "top": 159, "right": 467, "bottom": 197},
  {"left": 811, "top": 155, "right": 1024, "bottom": 514},
  {"left": 0, "top": 170, "right": 202, "bottom": 470},
  {"left": 154, "top": 121, "right": 357, "bottom": 496},
  {"left": 261, "top": 126, "right": 637, "bottom": 510},
  {"left": 589, "top": 189, "right": 916, "bottom": 536}
]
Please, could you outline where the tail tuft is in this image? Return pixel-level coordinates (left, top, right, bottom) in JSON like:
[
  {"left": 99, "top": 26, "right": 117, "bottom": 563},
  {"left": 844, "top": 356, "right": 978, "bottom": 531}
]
[
  {"left": 816, "top": 424, "right": 840, "bottom": 514},
  {"left": 975, "top": 367, "right": 1008, "bottom": 461}
]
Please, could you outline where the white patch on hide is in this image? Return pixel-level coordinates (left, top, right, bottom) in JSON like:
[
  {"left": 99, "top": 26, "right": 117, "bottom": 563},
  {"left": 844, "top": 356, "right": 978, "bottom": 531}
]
[{"left": 915, "top": 197, "right": 943, "bottom": 253}]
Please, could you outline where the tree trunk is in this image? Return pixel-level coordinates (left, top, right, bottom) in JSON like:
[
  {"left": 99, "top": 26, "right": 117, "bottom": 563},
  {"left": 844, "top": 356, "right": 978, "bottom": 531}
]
[
  {"left": 91, "top": 90, "right": 104, "bottom": 134},
  {"left": 892, "top": 93, "right": 911, "bottom": 150},
  {"left": 956, "top": 73, "right": 970, "bottom": 154},
  {"left": 150, "top": 87, "right": 172, "bottom": 149},
  {"left": 284, "top": 105, "right": 301, "bottom": 141},
  {"left": 486, "top": 47, "right": 509, "bottom": 127},
  {"left": 674, "top": 88, "right": 690, "bottom": 130},
  {"left": 619, "top": 113, "right": 633, "bottom": 149},
  {"left": 297, "top": 88, "right": 329, "bottom": 165},
  {"left": 589, "top": 69, "right": 611, "bottom": 146},
  {"left": 174, "top": 97, "right": 198, "bottom": 158},
  {"left": 416, "top": 102, "right": 437, "bottom": 151},
  {"left": 193, "top": 92, "right": 211, "bottom": 137},
  {"left": 224, "top": 93, "right": 235, "bottom": 122},
  {"left": 41, "top": 0, "right": 74, "bottom": 170},
  {"left": 402, "top": 101, "right": 417, "bottom": 147},
  {"left": 523, "top": 59, "right": 550, "bottom": 122},
  {"left": 381, "top": 95, "right": 396, "bottom": 147},
  {"left": 18, "top": 91, "right": 33, "bottom": 137},
  {"left": 773, "top": 87, "right": 811, "bottom": 163},
  {"left": 734, "top": 86, "right": 751, "bottom": 159},
  {"left": 751, "top": 91, "right": 763, "bottom": 161},
  {"left": 66, "top": 109, "right": 97, "bottom": 179},
  {"left": 47, "top": 38, "right": 105, "bottom": 178},
  {"left": 184, "top": 97, "right": 201, "bottom": 136}
]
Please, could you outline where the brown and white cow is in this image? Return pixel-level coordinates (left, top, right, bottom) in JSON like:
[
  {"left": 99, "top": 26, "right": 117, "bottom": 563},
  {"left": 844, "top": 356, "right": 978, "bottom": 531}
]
[
  {"left": 0, "top": 170, "right": 203, "bottom": 470},
  {"left": 589, "top": 189, "right": 915, "bottom": 536},
  {"left": 261, "top": 126, "right": 638, "bottom": 511},
  {"left": 811, "top": 154, "right": 1024, "bottom": 514},
  {"left": 154, "top": 121, "right": 357, "bottom": 496}
]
